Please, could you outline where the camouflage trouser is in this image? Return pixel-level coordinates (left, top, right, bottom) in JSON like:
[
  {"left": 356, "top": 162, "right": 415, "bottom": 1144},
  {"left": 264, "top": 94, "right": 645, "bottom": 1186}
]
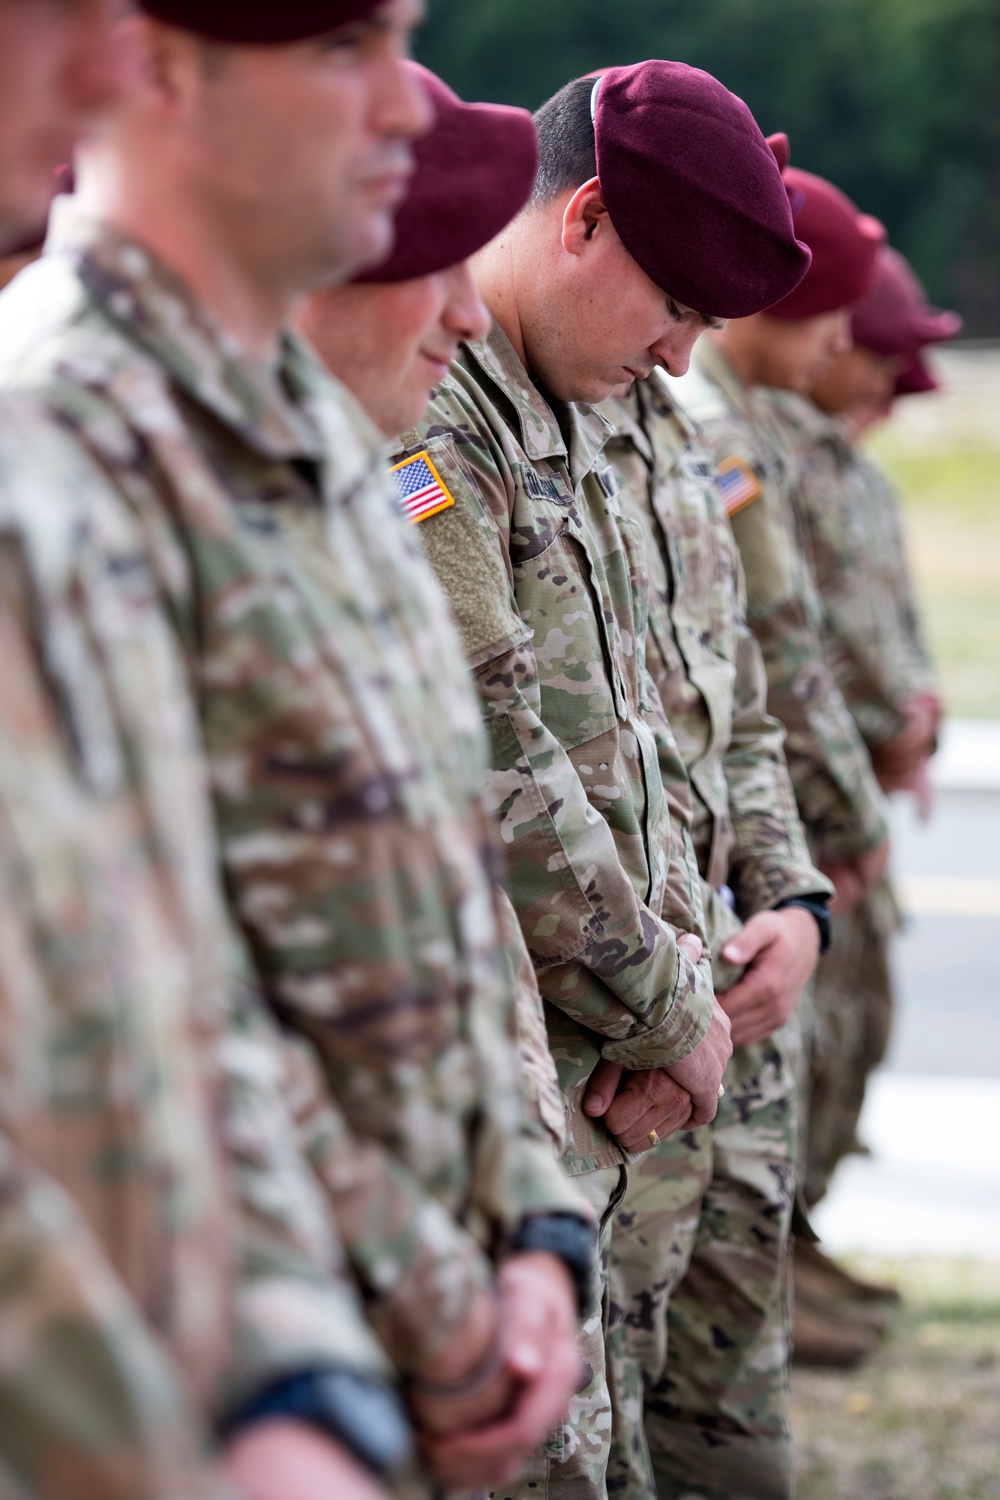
[
  {"left": 492, "top": 1163, "right": 627, "bottom": 1500},
  {"left": 605, "top": 1034, "right": 798, "bottom": 1500},
  {"left": 804, "top": 878, "right": 898, "bottom": 1207}
]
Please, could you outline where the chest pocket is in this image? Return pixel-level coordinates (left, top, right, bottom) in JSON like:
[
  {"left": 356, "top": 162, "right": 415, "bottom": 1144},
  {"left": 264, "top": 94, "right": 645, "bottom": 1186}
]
[{"left": 509, "top": 471, "right": 627, "bottom": 752}]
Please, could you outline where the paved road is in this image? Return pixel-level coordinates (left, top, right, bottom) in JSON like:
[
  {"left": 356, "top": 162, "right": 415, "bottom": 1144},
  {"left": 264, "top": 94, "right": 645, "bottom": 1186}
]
[
  {"left": 814, "top": 780, "right": 1000, "bottom": 1255},
  {"left": 888, "top": 790, "right": 1000, "bottom": 1078}
]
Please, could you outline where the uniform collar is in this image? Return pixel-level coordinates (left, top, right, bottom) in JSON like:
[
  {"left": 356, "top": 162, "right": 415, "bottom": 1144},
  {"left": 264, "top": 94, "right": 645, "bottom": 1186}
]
[
  {"left": 463, "top": 320, "right": 615, "bottom": 488},
  {"left": 50, "top": 203, "right": 328, "bottom": 464},
  {"left": 761, "top": 386, "right": 852, "bottom": 455}
]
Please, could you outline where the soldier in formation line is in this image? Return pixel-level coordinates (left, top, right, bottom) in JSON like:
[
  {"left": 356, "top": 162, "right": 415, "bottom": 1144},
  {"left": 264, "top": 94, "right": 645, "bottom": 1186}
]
[{"left": 0, "top": 3, "right": 953, "bottom": 1497}]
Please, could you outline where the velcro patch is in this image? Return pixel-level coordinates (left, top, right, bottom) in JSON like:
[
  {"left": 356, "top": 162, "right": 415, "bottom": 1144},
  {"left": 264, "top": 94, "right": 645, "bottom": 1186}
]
[
  {"left": 715, "top": 455, "right": 762, "bottom": 517},
  {"left": 389, "top": 450, "right": 455, "bottom": 524}
]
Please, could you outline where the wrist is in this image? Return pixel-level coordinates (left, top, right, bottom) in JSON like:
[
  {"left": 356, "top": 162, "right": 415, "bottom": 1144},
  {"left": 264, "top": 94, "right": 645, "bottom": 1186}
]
[
  {"left": 507, "top": 1212, "right": 596, "bottom": 1316},
  {"left": 222, "top": 1368, "right": 412, "bottom": 1479},
  {"left": 774, "top": 895, "right": 831, "bottom": 955}
]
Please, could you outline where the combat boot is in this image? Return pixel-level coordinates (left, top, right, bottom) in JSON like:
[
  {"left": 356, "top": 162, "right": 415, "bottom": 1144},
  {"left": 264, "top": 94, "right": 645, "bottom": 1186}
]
[
  {"left": 796, "top": 1238, "right": 901, "bottom": 1304},
  {"left": 792, "top": 1297, "right": 879, "bottom": 1368}
]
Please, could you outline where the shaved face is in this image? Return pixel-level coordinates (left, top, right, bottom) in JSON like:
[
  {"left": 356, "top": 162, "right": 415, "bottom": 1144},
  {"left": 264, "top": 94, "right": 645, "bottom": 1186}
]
[
  {"left": 0, "top": 0, "right": 121, "bottom": 250},
  {"left": 300, "top": 261, "right": 490, "bottom": 437},
  {"left": 810, "top": 344, "right": 905, "bottom": 416},
  {"left": 174, "top": 0, "right": 430, "bottom": 288}
]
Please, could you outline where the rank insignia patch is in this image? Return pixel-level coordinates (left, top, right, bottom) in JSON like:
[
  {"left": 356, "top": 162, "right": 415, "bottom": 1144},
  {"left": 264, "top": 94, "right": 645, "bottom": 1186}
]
[
  {"left": 716, "top": 455, "right": 762, "bottom": 517},
  {"left": 390, "top": 450, "right": 455, "bottom": 524}
]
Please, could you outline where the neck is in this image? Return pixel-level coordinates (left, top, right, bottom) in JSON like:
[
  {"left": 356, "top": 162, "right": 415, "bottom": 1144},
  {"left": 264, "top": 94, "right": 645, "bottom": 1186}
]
[
  {"left": 472, "top": 229, "right": 529, "bottom": 371},
  {"left": 76, "top": 144, "right": 295, "bottom": 364},
  {"left": 709, "top": 325, "right": 760, "bottom": 390}
]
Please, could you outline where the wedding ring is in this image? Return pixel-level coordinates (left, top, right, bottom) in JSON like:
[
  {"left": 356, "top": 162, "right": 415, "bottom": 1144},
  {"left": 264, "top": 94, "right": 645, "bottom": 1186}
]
[{"left": 648, "top": 1128, "right": 660, "bottom": 1146}]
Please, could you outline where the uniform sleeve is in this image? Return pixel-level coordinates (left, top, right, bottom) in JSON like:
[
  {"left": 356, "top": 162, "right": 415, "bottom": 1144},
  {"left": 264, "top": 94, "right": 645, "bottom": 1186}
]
[
  {"left": 788, "top": 447, "right": 911, "bottom": 748},
  {"left": 724, "top": 606, "right": 833, "bottom": 914},
  {"left": 213, "top": 975, "right": 402, "bottom": 1402},
  {"left": 0, "top": 569, "right": 224, "bottom": 1499},
  {"left": 0, "top": 1153, "right": 228, "bottom": 1500},
  {"left": 396, "top": 385, "right": 713, "bottom": 1073},
  {"left": 715, "top": 434, "right": 890, "bottom": 861},
  {"left": 810, "top": 457, "right": 936, "bottom": 748}
]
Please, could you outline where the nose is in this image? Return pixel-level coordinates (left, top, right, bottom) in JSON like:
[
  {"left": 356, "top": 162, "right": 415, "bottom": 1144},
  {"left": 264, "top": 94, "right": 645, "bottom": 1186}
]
[
  {"left": 831, "top": 308, "right": 853, "bottom": 358},
  {"left": 651, "top": 321, "right": 704, "bottom": 379},
  {"left": 442, "top": 261, "right": 491, "bottom": 344},
  {"left": 374, "top": 54, "right": 434, "bottom": 143}
]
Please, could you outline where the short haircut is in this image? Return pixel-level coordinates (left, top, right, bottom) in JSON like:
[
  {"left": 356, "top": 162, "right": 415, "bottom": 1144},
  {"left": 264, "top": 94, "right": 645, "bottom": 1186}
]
[{"left": 531, "top": 76, "right": 599, "bottom": 206}]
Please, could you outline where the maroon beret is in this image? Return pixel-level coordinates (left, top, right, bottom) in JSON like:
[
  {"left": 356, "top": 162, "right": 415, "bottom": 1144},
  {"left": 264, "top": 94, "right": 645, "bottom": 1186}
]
[
  {"left": 590, "top": 61, "right": 811, "bottom": 319},
  {"left": 356, "top": 63, "right": 538, "bottom": 283},
  {"left": 139, "top": 0, "right": 381, "bottom": 44},
  {"left": 895, "top": 352, "right": 940, "bottom": 396},
  {"left": 766, "top": 166, "right": 885, "bottom": 320},
  {"left": 853, "top": 245, "right": 962, "bottom": 359}
]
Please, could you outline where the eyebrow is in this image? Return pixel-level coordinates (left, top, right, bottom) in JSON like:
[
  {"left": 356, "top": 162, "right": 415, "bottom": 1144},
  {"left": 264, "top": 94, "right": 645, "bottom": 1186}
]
[{"left": 701, "top": 314, "right": 725, "bottom": 331}]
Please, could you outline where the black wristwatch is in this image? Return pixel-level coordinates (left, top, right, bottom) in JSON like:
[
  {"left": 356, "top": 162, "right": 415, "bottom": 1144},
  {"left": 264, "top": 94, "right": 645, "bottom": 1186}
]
[
  {"left": 509, "top": 1212, "right": 598, "bottom": 1316},
  {"left": 223, "top": 1367, "right": 413, "bottom": 1477},
  {"left": 774, "top": 895, "right": 832, "bottom": 955}
]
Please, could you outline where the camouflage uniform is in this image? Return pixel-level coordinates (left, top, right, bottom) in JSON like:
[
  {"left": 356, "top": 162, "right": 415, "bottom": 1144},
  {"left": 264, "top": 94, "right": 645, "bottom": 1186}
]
[
  {"left": 601, "top": 373, "right": 829, "bottom": 1500},
  {"left": 760, "top": 390, "right": 935, "bottom": 1203},
  {"left": 671, "top": 341, "right": 890, "bottom": 868},
  {"left": 0, "top": 213, "right": 585, "bottom": 1385},
  {"left": 671, "top": 343, "right": 890, "bottom": 1193},
  {"left": 392, "top": 323, "right": 716, "bottom": 1500},
  {"left": 0, "top": 396, "right": 393, "bottom": 1499}
]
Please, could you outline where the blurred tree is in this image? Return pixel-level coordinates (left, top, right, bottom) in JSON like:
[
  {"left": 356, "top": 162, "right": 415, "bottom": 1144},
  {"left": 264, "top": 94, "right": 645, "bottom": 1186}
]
[{"left": 416, "top": 0, "right": 1000, "bottom": 334}]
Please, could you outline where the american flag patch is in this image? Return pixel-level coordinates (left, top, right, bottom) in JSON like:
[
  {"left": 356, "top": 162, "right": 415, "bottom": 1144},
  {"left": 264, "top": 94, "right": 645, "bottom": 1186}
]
[
  {"left": 716, "top": 455, "right": 762, "bottom": 517},
  {"left": 389, "top": 450, "right": 455, "bottom": 524}
]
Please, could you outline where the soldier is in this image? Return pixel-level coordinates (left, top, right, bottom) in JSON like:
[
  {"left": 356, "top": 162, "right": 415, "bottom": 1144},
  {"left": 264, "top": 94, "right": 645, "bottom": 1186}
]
[
  {"left": 599, "top": 341, "right": 832, "bottom": 1494},
  {"left": 390, "top": 61, "right": 817, "bottom": 1499},
  {"left": 0, "top": 2, "right": 592, "bottom": 1492},
  {"left": 671, "top": 154, "right": 893, "bottom": 1366},
  {"left": 0, "top": 3, "right": 410, "bottom": 1498},
  {"left": 757, "top": 246, "right": 959, "bottom": 1308},
  {"left": 299, "top": 62, "right": 568, "bottom": 1152}
]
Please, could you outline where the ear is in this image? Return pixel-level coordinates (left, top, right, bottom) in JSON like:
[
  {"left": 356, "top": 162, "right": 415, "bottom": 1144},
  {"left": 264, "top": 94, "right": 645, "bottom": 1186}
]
[
  {"left": 129, "top": 13, "right": 205, "bottom": 117},
  {"left": 560, "top": 176, "right": 609, "bottom": 257}
]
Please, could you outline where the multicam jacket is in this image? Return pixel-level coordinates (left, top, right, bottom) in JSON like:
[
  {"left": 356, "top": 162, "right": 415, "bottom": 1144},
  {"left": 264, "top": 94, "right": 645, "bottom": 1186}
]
[
  {"left": 0, "top": 213, "right": 583, "bottom": 1373},
  {"left": 0, "top": 398, "right": 390, "bottom": 1499},
  {"left": 760, "top": 389, "right": 937, "bottom": 749},
  {"left": 601, "top": 373, "right": 829, "bottom": 928},
  {"left": 671, "top": 340, "right": 889, "bottom": 862},
  {"left": 393, "top": 323, "right": 715, "bottom": 1177}
]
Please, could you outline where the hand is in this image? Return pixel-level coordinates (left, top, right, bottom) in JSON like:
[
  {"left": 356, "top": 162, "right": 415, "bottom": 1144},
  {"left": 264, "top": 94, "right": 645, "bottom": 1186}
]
[
  {"left": 818, "top": 859, "right": 865, "bottom": 915},
  {"left": 819, "top": 837, "right": 890, "bottom": 915},
  {"left": 663, "top": 997, "right": 732, "bottom": 1125},
  {"left": 220, "top": 1418, "right": 388, "bottom": 1500},
  {"left": 421, "top": 1253, "right": 581, "bottom": 1489},
  {"left": 410, "top": 1284, "right": 514, "bottom": 1440},
  {"left": 718, "top": 907, "right": 820, "bottom": 1048},
  {"left": 873, "top": 697, "right": 939, "bottom": 791},
  {"left": 582, "top": 1061, "right": 693, "bottom": 1150}
]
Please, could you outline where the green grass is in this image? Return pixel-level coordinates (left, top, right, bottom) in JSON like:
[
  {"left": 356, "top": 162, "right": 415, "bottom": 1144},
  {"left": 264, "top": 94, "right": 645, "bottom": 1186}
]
[
  {"left": 867, "top": 435, "right": 1000, "bottom": 718},
  {"left": 792, "top": 1257, "right": 1000, "bottom": 1499}
]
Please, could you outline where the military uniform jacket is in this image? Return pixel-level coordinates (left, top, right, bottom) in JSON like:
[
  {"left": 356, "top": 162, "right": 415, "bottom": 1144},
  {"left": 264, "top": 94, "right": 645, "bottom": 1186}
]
[
  {"left": 393, "top": 323, "right": 714, "bottom": 1177},
  {"left": 601, "top": 374, "right": 828, "bottom": 924},
  {"left": 761, "top": 389, "right": 937, "bottom": 748},
  {"left": 0, "top": 214, "right": 582, "bottom": 1374},
  {"left": 671, "top": 341, "right": 889, "bottom": 862},
  {"left": 0, "top": 397, "right": 390, "bottom": 1499}
]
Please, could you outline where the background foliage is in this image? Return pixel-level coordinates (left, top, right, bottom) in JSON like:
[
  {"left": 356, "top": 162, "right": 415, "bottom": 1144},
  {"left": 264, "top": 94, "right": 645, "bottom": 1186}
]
[{"left": 416, "top": 0, "right": 1000, "bottom": 336}]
